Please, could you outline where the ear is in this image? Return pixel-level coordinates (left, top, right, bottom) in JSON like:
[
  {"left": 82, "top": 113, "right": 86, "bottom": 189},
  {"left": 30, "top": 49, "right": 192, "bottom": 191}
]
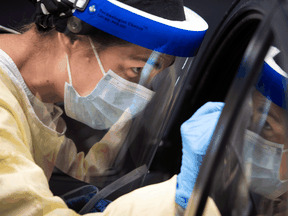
[{"left": 57, "top": 32, "right": 84, "bottom": 55}]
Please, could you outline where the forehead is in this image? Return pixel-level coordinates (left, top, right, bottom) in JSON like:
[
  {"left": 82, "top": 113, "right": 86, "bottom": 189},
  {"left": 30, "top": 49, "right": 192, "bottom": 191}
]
[
  {"left": 253, "top": 90, "right": 284, "bottom": 110},
  {"left": 252, "top": 90, "right": 286, "bottom": 120},
  {"left": 252, "top": 90, "right": 268, "bottom": 106},
  {"left": 110, "top": 43, "right": 175, "bottom": 66}
]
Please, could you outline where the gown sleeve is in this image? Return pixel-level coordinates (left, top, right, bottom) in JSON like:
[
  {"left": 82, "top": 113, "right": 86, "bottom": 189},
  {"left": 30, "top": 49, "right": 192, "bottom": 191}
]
[{"left": 0, "top": 92, "right": 180, "bottom": 216}]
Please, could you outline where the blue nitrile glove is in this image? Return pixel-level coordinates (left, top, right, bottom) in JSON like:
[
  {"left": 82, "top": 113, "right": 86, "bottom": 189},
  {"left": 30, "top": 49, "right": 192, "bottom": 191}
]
[
  {"left": 175, "top": 102, "right": 224, "bottom": 209},
  {"left": 62, "top": 185, "right": 111, "bottom": 213}
]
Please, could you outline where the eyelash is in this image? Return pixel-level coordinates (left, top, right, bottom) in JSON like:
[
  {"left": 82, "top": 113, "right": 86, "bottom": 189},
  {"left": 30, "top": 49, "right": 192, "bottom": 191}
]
[
  {"left": 132, "top": 67, "right": 143, "bottom": 74},
  {"left": 263, "top": 120, "right": 272, "bottom": 131}
]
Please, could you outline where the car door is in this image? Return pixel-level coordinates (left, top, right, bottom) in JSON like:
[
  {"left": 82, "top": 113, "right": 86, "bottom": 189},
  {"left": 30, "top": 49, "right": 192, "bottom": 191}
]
[{"left": 184, "top": 0, "right": 288, "bottom": 215}]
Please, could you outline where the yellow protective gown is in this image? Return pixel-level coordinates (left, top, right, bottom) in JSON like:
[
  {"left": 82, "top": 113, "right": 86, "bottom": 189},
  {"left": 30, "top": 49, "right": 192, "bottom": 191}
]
[{"left": 0, "top": 49, "right": 179, "bottom": 215}]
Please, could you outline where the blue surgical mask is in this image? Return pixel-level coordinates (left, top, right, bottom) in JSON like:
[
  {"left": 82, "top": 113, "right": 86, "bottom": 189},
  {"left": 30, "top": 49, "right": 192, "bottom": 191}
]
[{"left": 64, "top": 38, "right": 155, "bottom": 129}]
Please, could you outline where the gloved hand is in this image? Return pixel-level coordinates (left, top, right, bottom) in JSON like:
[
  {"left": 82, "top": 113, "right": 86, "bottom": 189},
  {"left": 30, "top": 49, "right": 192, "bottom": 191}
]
[
  {"left": 175, "top": 102, "right": 225, "bottom": 209},
  {"left": 61, "top": 185, "right": 111, "bottom": 213}
]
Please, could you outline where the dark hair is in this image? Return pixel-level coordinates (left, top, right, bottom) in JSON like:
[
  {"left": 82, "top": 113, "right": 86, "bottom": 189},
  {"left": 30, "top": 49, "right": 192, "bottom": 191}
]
[
  {"left": 87, "top": 28, "right": 132, "bottom": 50},
  {"left": 21, "top": 22, "right": 131, "bottom": 52}
]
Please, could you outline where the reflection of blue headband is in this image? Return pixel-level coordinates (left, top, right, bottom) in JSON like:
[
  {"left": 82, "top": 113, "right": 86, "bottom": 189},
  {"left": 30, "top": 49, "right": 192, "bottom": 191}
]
[
  {"left": 73, "top": 0, "right": 208, "bottom": 57},
  {"left": 256, "top": 46, "right": 288, "bottom": 109}
]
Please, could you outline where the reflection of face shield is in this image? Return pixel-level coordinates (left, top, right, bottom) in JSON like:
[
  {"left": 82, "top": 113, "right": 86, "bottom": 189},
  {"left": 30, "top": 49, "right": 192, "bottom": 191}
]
[{"left": 243, "top": 46, "right": 288, "bottom": 200}]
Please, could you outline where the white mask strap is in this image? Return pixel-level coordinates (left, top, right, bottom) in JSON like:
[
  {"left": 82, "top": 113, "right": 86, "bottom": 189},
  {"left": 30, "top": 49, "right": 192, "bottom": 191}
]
[
  {"left": 66, "top": 55, "right": 73, "bottom": 85},
  {"left": 89, "top": 37, "right": 106, "bottom": 76}
]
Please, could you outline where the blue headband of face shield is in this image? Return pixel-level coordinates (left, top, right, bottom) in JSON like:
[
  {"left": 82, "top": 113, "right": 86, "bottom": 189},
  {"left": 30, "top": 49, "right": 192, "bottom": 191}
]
[
  {"left": 72, "top": 0, "right": 208, "bottom": 57},
  {"left": 256, "top": 46, "right": 288, "bottom": 109}
]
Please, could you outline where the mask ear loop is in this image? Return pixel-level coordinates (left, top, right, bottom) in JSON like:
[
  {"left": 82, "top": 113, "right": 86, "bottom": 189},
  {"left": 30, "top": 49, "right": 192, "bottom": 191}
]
[
  {"left": 89, "top": 37, "right": 106, "bottom": 76},
  {"left": 66, "top": 55, "right": 73, "bottom": 85}
]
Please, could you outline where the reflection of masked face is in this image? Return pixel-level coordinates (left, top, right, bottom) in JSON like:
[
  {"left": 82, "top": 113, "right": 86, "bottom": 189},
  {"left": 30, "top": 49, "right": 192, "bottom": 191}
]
[
  {"left": 250, "top": 91, "right": 288, "bottom": 179},
  {"left": 244, "top": 91, "right": 288, "bottom": 200},
  {"left": 250, "top": 91, "right": 287, "bottom": 146}
]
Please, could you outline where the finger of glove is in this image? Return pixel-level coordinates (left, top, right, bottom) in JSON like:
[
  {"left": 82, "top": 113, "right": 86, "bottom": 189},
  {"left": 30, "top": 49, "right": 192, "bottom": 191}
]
[
  {"left": 176, "top": 151, "right": 204, "bottom": 209},
  {"left": 180, "top": 150, "right": 203, "bottom": 180},
  {"left": 181, "top": 102, "right": 224, "bottom": 155},
  {"left": 189, "top": 102, "right": 224, "bottom": 118},
  {"left": 65, "top": 192, "right": 96, "bottom": 212}
]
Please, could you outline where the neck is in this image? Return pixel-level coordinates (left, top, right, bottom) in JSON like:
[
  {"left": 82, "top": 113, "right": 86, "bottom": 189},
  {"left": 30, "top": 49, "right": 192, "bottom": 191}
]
[{"left": 0, "top": 29, "right": 67, "bottom": 103}]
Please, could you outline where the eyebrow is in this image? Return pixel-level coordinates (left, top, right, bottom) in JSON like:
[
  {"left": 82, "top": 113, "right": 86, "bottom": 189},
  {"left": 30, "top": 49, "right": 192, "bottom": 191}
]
[
  {"left": 129, "top": 56, "right": 164, "bottom": 69},
  {"left": 256, "top": 106, "right": 281, "bottom": 124}
]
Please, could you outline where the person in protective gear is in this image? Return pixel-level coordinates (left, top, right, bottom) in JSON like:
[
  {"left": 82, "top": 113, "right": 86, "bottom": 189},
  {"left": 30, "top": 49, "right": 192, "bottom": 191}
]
[{"left": 0, "top": 0, "right": 211, "bottom": 215}]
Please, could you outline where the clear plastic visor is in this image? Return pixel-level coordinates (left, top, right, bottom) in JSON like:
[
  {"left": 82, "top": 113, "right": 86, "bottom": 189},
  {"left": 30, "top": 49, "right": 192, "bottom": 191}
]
[{"left": 40, "top": 36, "right": 195, "bottom": 204}]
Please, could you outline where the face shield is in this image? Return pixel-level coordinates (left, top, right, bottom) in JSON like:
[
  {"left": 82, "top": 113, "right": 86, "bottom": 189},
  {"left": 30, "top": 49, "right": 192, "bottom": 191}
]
[
  {"left": 241, "top": 46, "right": 288, "bottom": 213},
  {"left": 37, "top": 0, "right": 208, "bottom": 205},
  {"left": 62, "top": 0, "right": 208, "bottom": 130}
]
